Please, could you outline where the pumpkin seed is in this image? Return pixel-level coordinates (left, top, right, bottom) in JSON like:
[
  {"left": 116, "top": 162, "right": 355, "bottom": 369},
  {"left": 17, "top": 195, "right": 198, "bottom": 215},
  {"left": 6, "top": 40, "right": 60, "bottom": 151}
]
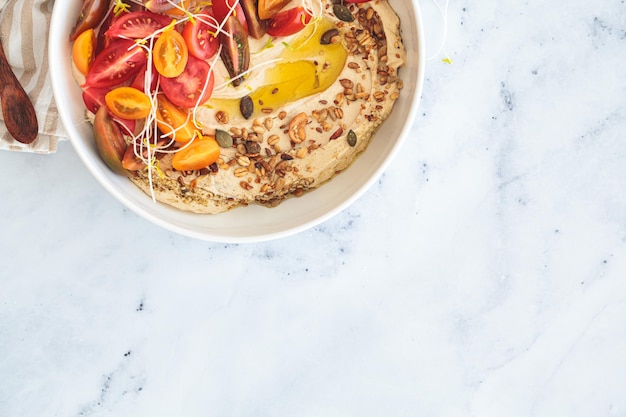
[
  {"left": 240, "top": 95, "right": 254, "bottom": 119},
  {"left": 333, "top": 4, "right": 354, "bottom": 22},
  {"left": 320, "top": 28, "right": 340, "bottom": 45},
  {"left": 215, "top": 129, "right": 233, "bottom": 148},
  {"left": 347, "top": 129, "right": 357, "bottom": 147}
]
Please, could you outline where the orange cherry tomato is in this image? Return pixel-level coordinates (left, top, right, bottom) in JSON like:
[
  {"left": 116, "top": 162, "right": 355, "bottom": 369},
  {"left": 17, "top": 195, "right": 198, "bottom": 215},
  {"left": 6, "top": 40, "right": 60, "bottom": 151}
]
[
  {"left": 153, "top": 29, "right": 188, "bottom": 78},
  {"left": 155, "top": 94, "right": 197, "bottom": 142},
  {"left": 72, "top": 28, "right": 96, "bottom": 75},
  {"left": 258, "top": 0, "right": 291, "bottom": 20},
  {"left": 105, "top": 87, "right": 152, "bottom": 120},
  {"left": 172, "top": 137, "right": 220, "bottom": 171}
]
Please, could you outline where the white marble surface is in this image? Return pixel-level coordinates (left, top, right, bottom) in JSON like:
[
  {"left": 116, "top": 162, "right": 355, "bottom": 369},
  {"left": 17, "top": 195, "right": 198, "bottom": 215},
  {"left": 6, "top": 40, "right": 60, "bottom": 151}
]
[{"left": 2, "top": 0, "right": 626, "bottom": 415}]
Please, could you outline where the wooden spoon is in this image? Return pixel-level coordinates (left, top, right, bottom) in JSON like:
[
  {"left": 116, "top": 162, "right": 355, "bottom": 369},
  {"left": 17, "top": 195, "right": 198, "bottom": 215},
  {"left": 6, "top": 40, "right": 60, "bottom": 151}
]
[{"left": 0, "top": 39, "right": 38, "bottom": 144}]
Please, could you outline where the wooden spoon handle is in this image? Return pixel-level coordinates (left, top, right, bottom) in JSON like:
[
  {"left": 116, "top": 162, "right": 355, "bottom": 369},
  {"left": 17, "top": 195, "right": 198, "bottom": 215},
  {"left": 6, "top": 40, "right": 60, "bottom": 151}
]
[{"left": 0, "top": 40, "right": 38, "bottom": 144}]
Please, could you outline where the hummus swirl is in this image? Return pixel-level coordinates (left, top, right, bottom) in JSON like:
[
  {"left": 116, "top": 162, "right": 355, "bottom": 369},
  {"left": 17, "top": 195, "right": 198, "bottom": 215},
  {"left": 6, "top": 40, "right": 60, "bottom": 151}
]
[{"left": 129, "top": 0, "right": 406, "bottom": 213}]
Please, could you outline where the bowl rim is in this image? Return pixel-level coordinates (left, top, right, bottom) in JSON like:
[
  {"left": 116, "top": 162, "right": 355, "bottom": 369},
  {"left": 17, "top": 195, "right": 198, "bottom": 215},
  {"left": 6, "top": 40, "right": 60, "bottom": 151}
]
[{"left": 49, "top": 0, "right": 426, "bottom": 243}]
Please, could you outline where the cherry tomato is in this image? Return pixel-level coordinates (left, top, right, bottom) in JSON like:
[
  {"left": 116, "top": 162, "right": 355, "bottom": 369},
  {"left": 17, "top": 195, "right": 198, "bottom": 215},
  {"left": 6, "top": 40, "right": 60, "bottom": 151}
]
[
  {"left": 85, "top": 39, "right": 147, "bottom": 88},
  {"left": 160, "top": 56, "right": 214, "bottom": 109},
  {"left": 164, "top": 0, "right": 192, "bottom": 16},
  {"left": 219, "top": 16, "right": 250, "bottom": 87},
  {"left": 239, "top": 0, "right": 265, "bottom": 39},
  {"left": 93, "top": 106, "right": 128, "bottom": 175},
  {"left": 182, "top": 10, "right": 219, "bottom": 60},
  {"left": 129, "top": 63, "right": 159, "bottom": 93},
  {"left": 153, "top": 29, "right": 189, "bottom": 78},
  {"left": 172, "top": 138, "right": 220, "bottom": 171},
  {"left": 212, "top": 0, "right": 248, "bottom": 33},
  {"left": 105, "top": 11, "right": 171, "bottom": 39},
  {"left": 105, "top": 87, "right": 152, "bottom": 120},
  {"left": 258, "top": 0, "right": 291, "bottom": 20},
  {"left": 72, "top": 28, "right": 95, "bottom": 75},
  {"left": 82, "top": 86, "right": 108, "bottom": 113},
  {"left": 155, "top": 94, "right": 197, "bottom": 142},
  {"left": 266, "top": 7, "right": 312, "bottom": 37},
  {"left": 69, "top": 0, "right": 108, "bottom": 41},
  {"left": 144, "top": 0, "right": 182, "bottom": 13},
  {"left": 122, "top": 144, "right": 146, "bottom": 171}
]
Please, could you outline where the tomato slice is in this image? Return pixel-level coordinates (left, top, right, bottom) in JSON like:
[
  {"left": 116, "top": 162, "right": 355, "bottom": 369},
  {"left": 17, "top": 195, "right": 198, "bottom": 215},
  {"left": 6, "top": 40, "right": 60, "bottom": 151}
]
[
  {"left": 85, "top": 39, "right": 147, "bottom": 88},
  {"left": 160, "top": 55, "right": 214, "bottom": 109},
  {"left": 72, "top": 28, "right": 95, "bottom": 75},
  {"left": 266, "top": 7, "right": 312, "bottom": 37},
  {"left": 105, "top": 11, "right": 171, "bottom": 39},
  {"left": 153, "top": 29, "right": 189, "bottom": 78},
  {"left": 155, "top": 94, "right": 197, "bottom": 142},
  {"left": 130, "top": 63, "right": 159, "bottom": 93},
  {"left": 105, "top": 87, "right": 152, "bottom": 120},
  {"left": 82, "top": 86, "right": 109, "bottom": 113},
  {"left": 219, "top": 16, "right": 250, "bottom": 87},
  {"left": 182, "top": 9, "right": 219, "bottom": 60},
  {"left": 212, "top": 0, "right": 248, "bottom": 33},
  {"left": 172, "top": 138, "right": 220, "bottom": 171},
  {"left": 258, "top": 0, "right": 291, "bottom": 20},
  {"left": 93, "top": 106, "right": 128, "bottom": 175},
  {"left": 69, "top": 0, "right": 108, "bottom": 41}
]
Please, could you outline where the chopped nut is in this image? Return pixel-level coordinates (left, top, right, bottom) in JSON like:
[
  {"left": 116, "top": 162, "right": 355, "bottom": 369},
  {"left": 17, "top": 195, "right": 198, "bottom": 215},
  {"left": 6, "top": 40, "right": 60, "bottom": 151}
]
[
  {"left": 215, "top": 110, "right": 229, "bottom": 124},
  {"left": 296, "top": 147, "right": 308, "bottom": 159},
  {"left": 288, "top": 112, "right": 308, "bottom": 143}
]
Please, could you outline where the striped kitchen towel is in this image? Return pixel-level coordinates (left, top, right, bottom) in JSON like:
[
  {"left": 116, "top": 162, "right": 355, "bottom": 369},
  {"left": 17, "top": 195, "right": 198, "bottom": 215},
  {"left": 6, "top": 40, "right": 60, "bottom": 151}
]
[{"left": 0, "top": 0, "right": 67, "bottom": 153}]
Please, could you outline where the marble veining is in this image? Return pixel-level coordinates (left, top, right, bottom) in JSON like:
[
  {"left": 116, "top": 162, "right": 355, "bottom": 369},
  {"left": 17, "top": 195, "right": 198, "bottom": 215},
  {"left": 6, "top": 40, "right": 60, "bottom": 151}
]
[{"left": 1, "top": 0, "right": 626, "bottom": 416}]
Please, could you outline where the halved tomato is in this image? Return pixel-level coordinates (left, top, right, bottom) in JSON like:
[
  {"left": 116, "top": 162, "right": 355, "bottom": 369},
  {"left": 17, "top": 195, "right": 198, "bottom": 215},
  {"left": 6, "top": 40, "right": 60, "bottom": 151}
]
[
  {"left": 105, "top": 87, "right": 152, "bottom": 120},
  {"left": 172, "top": 137, "right": 220, "bottom": 171},
  {"left": 266, "top": 7, "right": 312, "bottom": 37},
  {"left": 219, "top": 16, "right": 250, "bottom": 87},
  {"left": 212, "top": 0, "right": 248, "bottom": 33},
  {"left": 72, "top": 28, "right": 96, "bottom": 75},
  {"left": 93, "top": 106, "right": 128, "bottom": 175},
  {"left": 160, "top": 55, "right": 214, "bottom": 109},
  {"left": 85, "top": 39, "right": 147, "bottom": 88},
  {"left": 69, "top": 0, "right": 108, "bottom": 41},
  {"left": 130, "top": 63, "right": 159, "bottom": 93},
  {"left": 82, "top": 86, "right": 109, "bottom": 113},
  {"left": 258, "top": 0, "right": 291, "bottom": 20},
  {"left": 153, "top": 29, "right": 188, "bottom": 78},
  {"left": 155, "top": 94, "right": 197, "bottom": 142},
  {"left": 182, "top": 9, "right": 219, "bottom": 60},
  {"left": 144, "top": 0, "right": 182, "bottom": 13},
  {"left": 105, "top": 11, "right": 172, "bottom": 39}
]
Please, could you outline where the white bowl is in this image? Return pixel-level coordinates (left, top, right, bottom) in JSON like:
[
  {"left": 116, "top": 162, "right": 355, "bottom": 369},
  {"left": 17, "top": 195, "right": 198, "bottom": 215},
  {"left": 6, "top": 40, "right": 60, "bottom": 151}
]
[{"left": 49, "top": 0, "right": 425, "bottom": 243}]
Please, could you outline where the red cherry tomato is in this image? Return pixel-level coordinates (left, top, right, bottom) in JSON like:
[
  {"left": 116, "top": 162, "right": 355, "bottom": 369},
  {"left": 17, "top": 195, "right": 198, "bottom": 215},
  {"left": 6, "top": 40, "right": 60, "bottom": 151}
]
[
  {"left": 212, "top": 0, "right": 248, "bottom": 33},
  {"left": 105, "top": 11, "right": 171, "bottom": 39},
  {"left": 130, "top": 63, "right": 159, "bottom": 93},
  {"left": 160, "top": 55, "right": 214, "bottom": 108},
  {"left": 266, "top": 7, "right": 312, "bottom": 37},
  {"left": 82, "top": 86, "right": 109, "bottom": 114},
  {"left": 182, "top": 9, "right": 219, "bottom": 60},
  {"left": 85, "top": 39, "right": 147, "bottom": 88}
]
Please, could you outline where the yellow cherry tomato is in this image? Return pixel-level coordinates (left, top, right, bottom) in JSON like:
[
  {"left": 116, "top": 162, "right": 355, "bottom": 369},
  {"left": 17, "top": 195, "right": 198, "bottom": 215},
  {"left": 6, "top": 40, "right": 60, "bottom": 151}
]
[
  {"left": 71, "top": 28, "right": 95, "bottom": 75},
  {"left": 172, "top": 137, "right": 220, "bottom": 171},
  {"left": 105, "top": 87, "right": 152, "bottom": 120},
  {"left": 153, "top": 29, "right": 188, "bottom": 78}
]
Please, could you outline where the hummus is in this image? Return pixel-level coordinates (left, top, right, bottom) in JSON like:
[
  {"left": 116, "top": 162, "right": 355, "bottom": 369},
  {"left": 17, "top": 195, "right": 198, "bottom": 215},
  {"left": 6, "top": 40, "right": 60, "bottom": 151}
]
[{"left": 92, "top": 0, "right": 405, "bottom": 214}]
